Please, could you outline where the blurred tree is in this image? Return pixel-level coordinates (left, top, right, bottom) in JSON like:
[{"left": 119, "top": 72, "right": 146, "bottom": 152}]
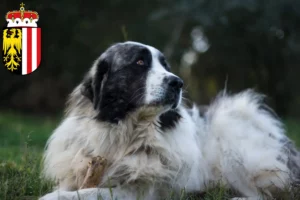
[{"left": 150, "top": 0, "right": 300, "bottom": 117}]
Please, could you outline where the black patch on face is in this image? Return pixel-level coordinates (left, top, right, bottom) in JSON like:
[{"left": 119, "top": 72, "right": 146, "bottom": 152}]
[
  {"left": 158, "top": 54, "right": 171, "bottom": 72},
  {"left": 82, "top": 43, "right": 153, "bottom": 123},
  {"left": 158, "top": 109, "right": 181, "bottom": 131}
]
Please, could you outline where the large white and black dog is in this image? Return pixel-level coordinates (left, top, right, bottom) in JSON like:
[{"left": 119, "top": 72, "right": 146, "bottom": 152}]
[{"left": 40, "top": 42, "right": 300, "bottom": 200}]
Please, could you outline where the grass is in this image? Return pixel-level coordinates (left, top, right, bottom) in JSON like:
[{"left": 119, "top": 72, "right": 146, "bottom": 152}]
[
  {"left": 0, "top": 112, "right": 58, "bottom": 200},
  {"left": 0, "top": 111, "right": 299, "bottom": 200}
]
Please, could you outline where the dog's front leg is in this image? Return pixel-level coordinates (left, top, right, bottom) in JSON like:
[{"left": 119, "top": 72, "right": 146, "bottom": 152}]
[
  {"left": 80, "top": 156, "right": 107, "bottom": 189},
  {"left": 70, "top": 148, "right": 108, "bottom": 189}
]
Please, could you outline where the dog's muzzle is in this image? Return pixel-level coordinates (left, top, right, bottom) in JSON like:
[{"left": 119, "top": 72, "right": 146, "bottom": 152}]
[{"left": 164, "top": 76, "right": 183, "bottom": 108}]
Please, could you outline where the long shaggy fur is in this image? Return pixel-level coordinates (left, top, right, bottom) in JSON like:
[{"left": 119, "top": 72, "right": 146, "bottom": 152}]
[{"left": 40, "top": 42, "right": 300, "bottom": 200}]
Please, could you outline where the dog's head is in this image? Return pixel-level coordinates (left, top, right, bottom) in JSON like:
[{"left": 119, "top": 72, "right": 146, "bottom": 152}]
[{"left": 81, "top": 41, "right": 183, "bottom": 123}]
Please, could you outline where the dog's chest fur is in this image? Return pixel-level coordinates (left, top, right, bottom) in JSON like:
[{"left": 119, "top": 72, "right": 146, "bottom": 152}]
[{"left": 69, "top": 107, "right": 203, "bottom": 189}]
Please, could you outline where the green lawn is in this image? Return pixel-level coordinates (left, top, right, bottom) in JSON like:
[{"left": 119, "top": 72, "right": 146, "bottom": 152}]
[
  {"left": 0, "top": 112, "right": 58, "bottom": 200},
  {"left": 0, "top": 112, "right": 299, "bottom": 200}
]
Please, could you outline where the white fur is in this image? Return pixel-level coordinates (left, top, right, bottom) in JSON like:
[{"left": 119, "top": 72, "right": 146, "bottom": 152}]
[
  {"left": 40, "top": 43, "right": 294, "bottom": 200},
  {"left": 40, "top": 90, "right": 292, "bottom": 200}
]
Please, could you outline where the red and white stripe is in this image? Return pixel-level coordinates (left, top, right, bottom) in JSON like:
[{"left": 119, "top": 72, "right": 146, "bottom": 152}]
[{"left": 22, "top": 28, "right": 41, "bottom": 75}]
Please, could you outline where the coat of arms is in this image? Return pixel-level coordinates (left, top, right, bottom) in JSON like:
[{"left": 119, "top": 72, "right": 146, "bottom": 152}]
[{"left": 3, "top": 3, "right": 41, "bottom": 75}]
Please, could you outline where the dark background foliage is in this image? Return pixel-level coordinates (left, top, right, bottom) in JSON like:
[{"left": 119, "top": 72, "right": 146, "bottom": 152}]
[{"left": 1, "top": 0, "right": 300, "bottom": 118}]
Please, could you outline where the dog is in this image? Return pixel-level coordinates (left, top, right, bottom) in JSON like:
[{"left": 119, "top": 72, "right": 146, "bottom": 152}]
[{"left": 40, "top": 41, "right": 300, "bottom": 200}]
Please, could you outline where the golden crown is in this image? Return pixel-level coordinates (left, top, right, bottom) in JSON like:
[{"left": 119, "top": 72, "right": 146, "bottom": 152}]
[{"left": 5, "top": 3, "right": 39, "bottom": 27}]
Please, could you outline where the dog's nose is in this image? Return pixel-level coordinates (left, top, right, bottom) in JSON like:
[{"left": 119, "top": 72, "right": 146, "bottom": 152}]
[{"left": 167, "top": 76, "right": 184, "bottom": 89}]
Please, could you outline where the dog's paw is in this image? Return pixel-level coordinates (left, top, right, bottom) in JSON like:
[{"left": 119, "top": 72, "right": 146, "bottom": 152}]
[
  {"left": 87, "top": 156, "right": 107, "bottom": 178},
  {"left": 80, "top": 156, "right": 107, "bottom": 189}
]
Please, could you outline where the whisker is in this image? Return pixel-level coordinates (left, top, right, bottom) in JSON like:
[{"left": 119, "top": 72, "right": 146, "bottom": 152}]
[
  {"left": 133, "top": 93, "right": 145, "bottom": 105},
  {"left": 128, "top": 92, "right": 145, "bottom": 104},
  {"left": 130, "top": 86, "right": 147, "bottom": 99}
]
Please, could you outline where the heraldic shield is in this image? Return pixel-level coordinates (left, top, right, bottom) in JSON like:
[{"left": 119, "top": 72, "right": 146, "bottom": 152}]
[
  {"left": 3, "top": 28, "right": 41, "bottom": 75},
  {"left": 2, "top": 3, "right": 41, "bottom": 75}
]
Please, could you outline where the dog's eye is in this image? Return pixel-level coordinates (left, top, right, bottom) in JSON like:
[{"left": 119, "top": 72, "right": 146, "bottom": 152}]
[{"left": 136, "top": 60, "right": 144, "bottom": 65}]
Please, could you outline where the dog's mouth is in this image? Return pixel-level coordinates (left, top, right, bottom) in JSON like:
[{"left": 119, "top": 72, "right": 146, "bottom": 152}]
[
  {"left": 149, "top": 88, "right": 182, "bottom": 110},
  {"left": 165, "top": 88, "right": 182, "bottom": 109}
]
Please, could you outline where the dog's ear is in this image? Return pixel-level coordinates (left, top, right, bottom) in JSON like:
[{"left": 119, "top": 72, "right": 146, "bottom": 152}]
[
  {"left": 81, "top": 75, "right": 94, "bottom": 102},
  {"left": 81, "top": 58, "right": 109, "bottom": 111},
  {"left": 92, "top": 59, "right": 109, "bottom": 111}
]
